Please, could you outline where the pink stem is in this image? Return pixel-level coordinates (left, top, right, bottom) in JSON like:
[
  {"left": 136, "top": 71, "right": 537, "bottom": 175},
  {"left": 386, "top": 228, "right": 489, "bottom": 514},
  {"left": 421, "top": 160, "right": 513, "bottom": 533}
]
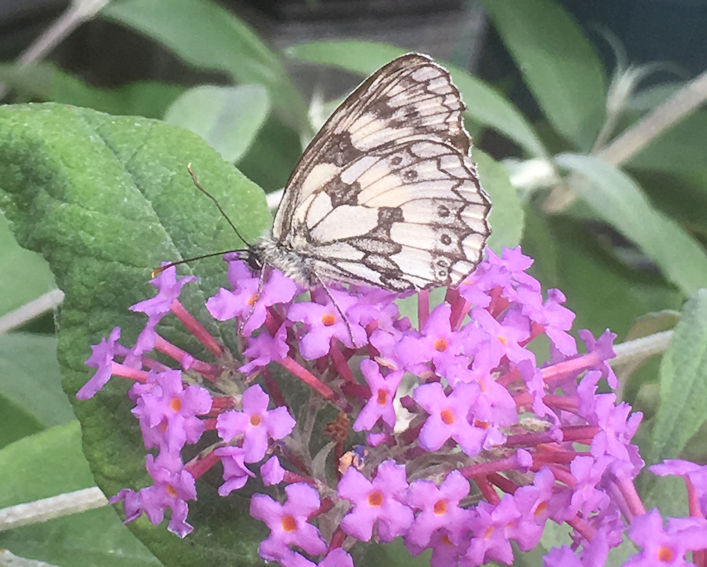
[{"left": 170, "top": 299, "right": 224, "bottom": 356}]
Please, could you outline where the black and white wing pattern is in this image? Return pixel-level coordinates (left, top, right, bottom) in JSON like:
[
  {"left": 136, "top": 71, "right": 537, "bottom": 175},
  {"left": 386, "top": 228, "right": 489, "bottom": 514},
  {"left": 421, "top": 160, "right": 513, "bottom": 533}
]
[{"left": 265, "top": 53, "right": 491, "bottom": 291}]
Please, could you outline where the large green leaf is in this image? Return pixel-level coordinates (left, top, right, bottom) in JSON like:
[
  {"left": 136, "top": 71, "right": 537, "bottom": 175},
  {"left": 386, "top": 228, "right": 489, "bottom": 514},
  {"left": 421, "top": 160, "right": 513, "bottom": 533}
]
[
  {"left": 286, "top": 40, "right": 547, "bottom": 157},
  {"left": 480, "top": 0, "right": 607, "bottom": 149},
  {"left": 555, "top": 153, "right": 707, "bottom": 297},
  {"left": 164, "top": 84, "right": 270, "bottom": 163},
  {"left": 0, "top": 62, "right": 184, "bottom": 118},
  {"left": 0, "top": 103, "right": 271, "bottom": 565},
  {"left": 101, "top": 0, "right": 308, "bottom": 130},
  {"left": 0, "top": 422, "right": 160, "bottom": 566},
  {"left": 648, "top": 290, "right": 707, "bottom": 465}
]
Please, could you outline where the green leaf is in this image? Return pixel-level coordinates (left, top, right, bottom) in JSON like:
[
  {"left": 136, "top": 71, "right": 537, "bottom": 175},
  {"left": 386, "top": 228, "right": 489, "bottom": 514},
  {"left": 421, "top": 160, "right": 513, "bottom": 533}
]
[
  {"left": 0, "top": 214, "right": 55, "bottom": 317},
  {"left": 0, "top": 103, "right": 270, "bottom": 565},
  {"left": 474, "top": 150, "right": 524, "bottom": 251},
  {"left": 648, "top": 289, "right": 707, "bottom": 464},
  {"left": 0, "top": 396, "right": 43, "bottom": 448},
  {"left": 286, "top": 39, "right": 547, "bottom": 157},
  {"left": 237, "top": 114, "right": 303, "bottom": 192},
  {"left": 0, "top": 333, "right": 73, "bottom": 428},
  {"left": 164, "top": 84, "right": 270, "bottom": 163},
  {"left": 101, "top": 0, "right": 308, "bottom": 130},
  {"left": 555, "top": 153, "right": 707, "bottom": 297},
  {"left": 0, "top": 62, "right": 184, "bottom": 118},
  {"left": 480, "top": 0, "right": 607, "bottom": 149},
  {"left": 0, "top": 422, "right": 161, "bottom": 566}
]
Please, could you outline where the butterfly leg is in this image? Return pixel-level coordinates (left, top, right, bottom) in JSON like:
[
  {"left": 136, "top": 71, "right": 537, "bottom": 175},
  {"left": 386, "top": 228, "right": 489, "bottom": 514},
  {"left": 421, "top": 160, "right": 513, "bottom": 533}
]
[{"left": 311, "top": 271, "right": 362, "bottom": 350}]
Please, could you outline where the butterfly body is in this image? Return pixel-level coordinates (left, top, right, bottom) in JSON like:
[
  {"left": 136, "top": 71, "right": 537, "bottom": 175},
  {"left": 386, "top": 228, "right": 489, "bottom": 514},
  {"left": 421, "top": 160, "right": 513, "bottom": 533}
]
[{"left": 248, "top": 53, "right": 491, "bottom": 292}]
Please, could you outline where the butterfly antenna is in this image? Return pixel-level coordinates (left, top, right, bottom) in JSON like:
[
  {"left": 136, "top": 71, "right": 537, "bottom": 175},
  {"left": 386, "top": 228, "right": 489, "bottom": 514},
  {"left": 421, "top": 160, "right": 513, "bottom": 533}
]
[
  {"left": 187, "top": 163, "right": 252, "bottom": 247},
  {"left": 151, "top": 249, "right": 247, "bottom": 278}
]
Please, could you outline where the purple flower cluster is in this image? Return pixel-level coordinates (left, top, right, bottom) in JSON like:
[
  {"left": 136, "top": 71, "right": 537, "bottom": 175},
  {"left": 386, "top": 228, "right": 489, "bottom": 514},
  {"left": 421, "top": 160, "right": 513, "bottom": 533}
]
[{"left": 79, "top": 248, "right": 707, "bottom": 566}]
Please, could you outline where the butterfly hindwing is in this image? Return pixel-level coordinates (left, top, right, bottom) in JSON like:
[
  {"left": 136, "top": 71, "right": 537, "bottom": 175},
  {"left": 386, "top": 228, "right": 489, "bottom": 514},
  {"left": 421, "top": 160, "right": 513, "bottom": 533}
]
[{"left": 293, "top": 139, "right": 489, "bottom": 290}]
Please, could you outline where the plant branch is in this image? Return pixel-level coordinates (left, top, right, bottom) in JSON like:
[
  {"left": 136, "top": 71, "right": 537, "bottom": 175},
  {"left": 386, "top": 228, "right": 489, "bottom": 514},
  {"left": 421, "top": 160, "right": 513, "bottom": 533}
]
[
  {"left": 597, "top": 70, "right": 707, "bottom": 165},
  {"left": 0, "top": 487, "right": 107, "bottom": 532},
  {"left": 0, "top": 289, "right": 64, "bottom": 334}
]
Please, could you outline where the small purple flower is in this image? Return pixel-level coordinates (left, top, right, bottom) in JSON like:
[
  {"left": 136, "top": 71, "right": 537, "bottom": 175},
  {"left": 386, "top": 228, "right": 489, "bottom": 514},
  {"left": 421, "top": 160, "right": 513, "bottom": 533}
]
[
  {"left": 472, "top": 307, "right": 534, "bottom": 366},
  {"left": 207, "top": 261, "right": 298, "bottom": 336},
  {"left": 338, "top": 459, "right": 413, "bottom": 542},
  {"left": 464, "top": 496, "right": 520, "bottom": 566},
  {"left": 130, "top": 265, "right": 196, "bottom": 320},
  {"left": 214, "top": 446, "right": 255, "bottom": 496},
  {"left": 406, "top": 470, "right": 472, "bottom": 548},
  {"left": 578, "top": 329, "right": 618, "bottom": 388},
  {"left": 130, "top": 369, "right": 212, "bottom": 452},
  {"left": 217, "top": 384, "right": 295, "bottom": 463},
  {"left": 397, "top": 303, "right": 470, "bottom": 379},
  {"left": 353, "top": 359, "right": 404, "bottom": 432},
  {"left": 413, "top": 381, "right": 486, "bottom": 456},
  {"left": 240, "top": 323, "right": 290, "bottom": 375},
  {"left": 624, "top": 509, "right": 707, "bottom": 567},
  {"left": 261, "top": 456, "right": 286, "bottom": 486},
  {"left": 77, "top": 326, "right": 122, "bottom": 399},
  {"left": 318, "top": 548, "right": 354, "bottom": 567},
  {"left": 111, "top": 452, "right": 196, "bottom": 538},
  {"left": 250, "top": 483, "right": 327, "bottom": 562},
  {"left": 287, "top": 290, "right": 367, "bottom": 359}
]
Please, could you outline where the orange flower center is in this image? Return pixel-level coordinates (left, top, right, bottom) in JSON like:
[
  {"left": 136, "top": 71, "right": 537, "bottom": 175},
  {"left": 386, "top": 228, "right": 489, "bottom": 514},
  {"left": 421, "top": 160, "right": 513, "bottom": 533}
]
[
  {"left": 497, "top": 334, "right": 508, "bottom": 345},
  {"left": 441, "top": 408, "right": 455, "bottom": 425},
  {"left": 321, "top": 313, "right": 336, "bottom": 326},
  {"left": 281, "top": 515, "right": 297, "bottom": 532},
  {"left": 534, "top": 501, "right": 547, "bottom": 517},
  {"left": 169, "top": 397, "right": 181, "bottom": 412},
  {"left": 247, "top": 294, "right": 257, "bottom": 306},
  {"left": 250, "top": 414, "right": 262, "bottom": 426},
  {"left": 657, "top": 546, "right": 674, "bottom": 562},
  {"left": 377, "top": 389, "right": 388, "bottom": 405},
  {"left": 473, "top": 419, "right": 489, "bottom": 430},
  {"left": 433, "top": 499, "right": 447, "bottom": 515},
  {"left": 440, "top": 533, "right": 453, "bottom": 546},
  {"left": 433, "top": 338, "right": 448, "bottom": 352},
  {"left": 367, "top": 491, "right": 383, "bottom": 507},
  {"left": 166, "top": 484, "right": 177, "bottom": 498}
]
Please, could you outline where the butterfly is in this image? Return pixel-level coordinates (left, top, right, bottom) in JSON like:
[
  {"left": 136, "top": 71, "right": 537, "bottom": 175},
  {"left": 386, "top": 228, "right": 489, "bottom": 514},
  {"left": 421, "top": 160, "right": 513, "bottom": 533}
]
[{"left": 247, "top": 53, "right": 491, "bottom": 293}]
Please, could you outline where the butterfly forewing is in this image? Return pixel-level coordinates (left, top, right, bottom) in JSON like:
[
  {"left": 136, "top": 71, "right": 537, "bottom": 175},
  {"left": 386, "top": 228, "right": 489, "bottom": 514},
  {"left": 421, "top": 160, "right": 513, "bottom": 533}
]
[{"left": 265, "top": 53, "right": 490, "bottom": 291}]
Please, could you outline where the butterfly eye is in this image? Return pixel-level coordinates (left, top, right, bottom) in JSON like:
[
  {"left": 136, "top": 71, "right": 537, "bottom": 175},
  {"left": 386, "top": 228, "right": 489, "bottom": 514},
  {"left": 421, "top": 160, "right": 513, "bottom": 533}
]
[{"left": 247, "top": 254, "right": 263, "bottom": 272}]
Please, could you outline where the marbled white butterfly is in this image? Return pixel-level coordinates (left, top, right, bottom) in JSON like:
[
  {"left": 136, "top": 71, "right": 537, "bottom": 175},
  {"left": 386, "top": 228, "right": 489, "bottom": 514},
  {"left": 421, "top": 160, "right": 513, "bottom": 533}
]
[{"left": 248, "top": 53, "right": 491, "bottom": 293}]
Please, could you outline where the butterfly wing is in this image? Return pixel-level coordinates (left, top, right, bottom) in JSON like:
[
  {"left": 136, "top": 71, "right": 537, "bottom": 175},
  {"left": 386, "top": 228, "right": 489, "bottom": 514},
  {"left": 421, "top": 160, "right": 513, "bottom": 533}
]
[
  {"left": 289, "top": 139, "right": 490, "bottom": 290},
  {"left": 271, "top": 53, "right": 490, "bottom": 290}
]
